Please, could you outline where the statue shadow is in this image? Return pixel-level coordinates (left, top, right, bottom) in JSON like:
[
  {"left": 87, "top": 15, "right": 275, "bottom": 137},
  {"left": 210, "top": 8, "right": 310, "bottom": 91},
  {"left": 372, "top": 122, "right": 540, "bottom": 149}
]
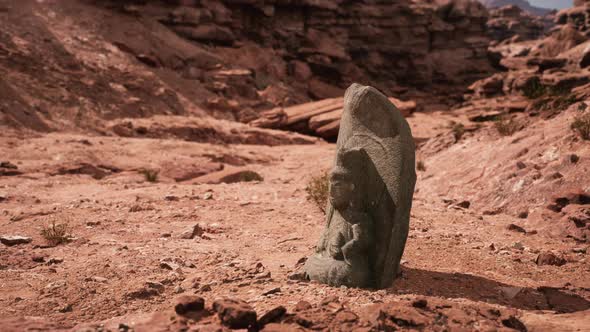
[{"left": 388, "top": 267, "right": 590, "bottom": 313}]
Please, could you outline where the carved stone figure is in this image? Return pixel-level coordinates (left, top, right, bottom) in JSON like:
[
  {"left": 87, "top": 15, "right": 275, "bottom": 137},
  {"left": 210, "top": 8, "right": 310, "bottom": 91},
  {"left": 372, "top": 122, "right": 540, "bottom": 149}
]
[{"left": 304, "top": 83, "right": 416, "bottom": 289}]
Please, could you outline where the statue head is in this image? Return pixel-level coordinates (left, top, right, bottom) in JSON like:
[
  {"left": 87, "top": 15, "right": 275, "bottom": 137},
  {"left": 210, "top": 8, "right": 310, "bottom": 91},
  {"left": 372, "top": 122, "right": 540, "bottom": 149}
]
[{"left": 329, "top": 148, "right": 367, "bottom": 210}]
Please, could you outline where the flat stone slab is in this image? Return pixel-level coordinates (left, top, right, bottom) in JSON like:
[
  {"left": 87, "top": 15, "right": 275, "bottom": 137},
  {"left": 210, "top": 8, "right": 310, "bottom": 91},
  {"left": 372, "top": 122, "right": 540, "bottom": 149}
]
[{"left": 0, "top": 235, "right": 32, "bottom": 246}]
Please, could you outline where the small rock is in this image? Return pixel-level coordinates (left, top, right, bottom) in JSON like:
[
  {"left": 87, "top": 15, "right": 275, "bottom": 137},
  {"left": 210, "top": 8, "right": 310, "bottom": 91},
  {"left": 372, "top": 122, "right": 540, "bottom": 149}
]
[
  {"left": 91, "top": 276, "right": 108, "bottom": 283},
  {"left": 145, "top": 281, "right": 165, "bottom": 292},
  {"left": 159, "top": 260, "right": 180, "bottom": 270},
  {"left": 0, "top": 161, "right": 17, "bottom": 169},
  {"left": 516, "top": 161, "right": 526, "bottom": 169},
  {"left": 412, "top": 299, "right": 428, "bottom": 309},
  {"left": 294, "top": 300, "right": 312, "bottom": 311},
  {"left": 517, "top": 211, "right": 528, "bottom": 219},
  {"left": 546, "top": 172, "right": 563, "bottom": 180},
  {"left": 570, "top": 154, "right": 580, "bottom": 163},
  {"left": 193, "top": 168, "right": 263, "bottom": 184},
  {"left": 32, "top": 255, "right": 46, "bottom": 263},
  {"left": 58, "top": 304, "right": 73, "bottom": 313},
  {"left": 212, "top": 298, "right": 257, "bottom": 329},
  {"left": 174, "top": 295, "right": 205, "bottom": 315},
  {"left": 287, "top": 271, "right": 307, "bottom": 281},
  {"left": 200, "top": 284, "right": 212, "bottom": 292},
  {"left": 507, "top": 224, "right": 526, "bottom": 233},
  {"left": 164, "top": 194, "right": 179, "bottom": 201},
  {"left": 512, "top": 241, "right": 524, "bottom": 250},
  {"left": 502, "top": 315, "right": 527, "bottom": 332},
  {"left": 262, "top": 287, "right": 281, "bottom": 296},
  {"left": 45, "top": 280, "right": 67, "bottom": 291},
  {"left": 161, "top": 233, "right": 172, "bottom": 238},
  {"left": 0, "top": 235, "right": 32, "bottom": 246},
  {"left": 572, "top": 247, "right": 587, "bottom": 254},
  {"left": 320, "top": 296, "right": 339, "bottom": 305},
  {"left": 203, "top": 192, "right": 213, "bottom": 200},
  {"left": 179, "top": 224, "right": 204, "bottom": 240},
  {"left": 456, "top": 200, "right": 470, "bottom": 209},
  {"left": 258, "top": 306, "right": 287, "bottom": 327},
  {"left": 47, "top": 257, "right": 64, "bottom": 265},
  {"left": 536, "top": 251, "right": 566, "bottom": 266}
]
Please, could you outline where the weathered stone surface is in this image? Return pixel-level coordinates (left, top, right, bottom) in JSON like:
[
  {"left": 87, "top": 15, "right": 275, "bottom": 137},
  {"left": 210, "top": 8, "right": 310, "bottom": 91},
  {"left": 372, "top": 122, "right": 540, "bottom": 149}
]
[
  {"left": 212, "top": 298, "right": 257, "bottom": 329},
  {"left": 174, "top": 295, "right": 205, "bottom": 315},
  {"left": 0, "top": 235, "right": 32, "bottom": 246},
  {"left": 486, "top": 5, "right": 550, "bottom": 42},
  {"left": 192, "top": 166, "right": 263, "bottom": 184},
  {"left": 536, "top": 252, "right": 567, "bottom": 266},
  {"left": 304, "top": 84, "right": 416, "bottom": 289}
]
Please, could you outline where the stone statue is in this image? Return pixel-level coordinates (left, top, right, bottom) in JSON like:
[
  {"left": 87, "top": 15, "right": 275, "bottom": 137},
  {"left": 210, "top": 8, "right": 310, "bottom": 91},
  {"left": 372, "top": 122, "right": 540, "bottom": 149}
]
[{"left": 304, "top": 83, "right": 416, "bottom": 289}]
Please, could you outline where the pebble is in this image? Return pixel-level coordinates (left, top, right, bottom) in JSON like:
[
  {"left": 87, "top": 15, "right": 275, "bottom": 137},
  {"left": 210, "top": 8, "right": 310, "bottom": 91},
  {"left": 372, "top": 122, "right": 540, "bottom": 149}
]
[
  {"left": 0, "top": 235, "right": 32, "bottom": 246},
  {"left": 179, "top": 224, "right": 204, "bottom": 240},
  {"left": 536, "top": 251, "right": 566, "bottom": 266},
  {"left": 258, "top": 306, "right": 287, "bottom": 327},
  {"left": 507, "top": 224, "right": 526, "bottom": 233},
  {"left": 512, "top": 242, "right": 524, "bottom": 250},
  {"left": 47, "top": 257, "right": 64, "bottom": 265},
  {"left": 262, "top": 287, "right": 281, "bottom": 296},
  {"left": 164, "top": 195, "right": 179, "bottom": 201},
  {"left": 91, "top": 276, "right": 108, "bottom": 283},
  {"left": 212, "top": 298, "right": 257, "bottom": 329},
  {"left": 174, "top": 295, "right": 205, "bottom": 315}
]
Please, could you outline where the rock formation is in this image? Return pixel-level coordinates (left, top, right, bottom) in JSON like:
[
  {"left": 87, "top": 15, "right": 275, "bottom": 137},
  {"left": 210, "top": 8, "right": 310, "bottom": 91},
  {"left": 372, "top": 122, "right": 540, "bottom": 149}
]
[
  {"left": 487, "top": 5, "right": 551, "bottom": 42},
  {"left": 304, "top": 84, "right": 416, "bottom": 288},
  {"left": 94, "top": 0, "right": 495, "bottom": 114},
  {"left": 479, "top": 0, "right": 553, "bottom": 16}
]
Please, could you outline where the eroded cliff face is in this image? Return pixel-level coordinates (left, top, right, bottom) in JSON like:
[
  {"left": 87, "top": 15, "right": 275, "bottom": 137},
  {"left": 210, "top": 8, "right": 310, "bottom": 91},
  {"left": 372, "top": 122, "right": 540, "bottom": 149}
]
[
  {"left": 95, "top": 0, "right": 495, "bottom": 113},
  {"left": 486, "top": 5, "right": 552, "bottom": 43},
  {"left": 0, "top": 0, "right": 498, "bottom": 133}
]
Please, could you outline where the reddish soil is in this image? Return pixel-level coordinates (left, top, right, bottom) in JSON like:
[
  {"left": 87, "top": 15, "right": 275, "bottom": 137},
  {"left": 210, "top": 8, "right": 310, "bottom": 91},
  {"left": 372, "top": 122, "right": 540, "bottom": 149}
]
[
  {"left": 1, "top": 106, "right": 589, "bottom": 330},
  {"left": 1, "top": 0, "right": 590, "bottom": 331}
]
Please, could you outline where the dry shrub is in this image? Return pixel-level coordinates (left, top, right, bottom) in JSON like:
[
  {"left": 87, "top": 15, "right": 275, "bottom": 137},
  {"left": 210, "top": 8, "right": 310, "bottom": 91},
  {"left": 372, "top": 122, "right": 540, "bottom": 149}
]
[
  {"left": 140, "top": 168, "right": 159, "bottom": 182},
  {"left": 522, "top": 77, "right": 547, "bottom": 99},
  {"left": 451, "top": 122, "right": 465, "bottom": 142},
  {"left": 571, "top": 113, "right": 590, "bottom": 140},
  {"left": 41, "top": 220, "right": 72, "bottom": 246},
  {"left": 306, "top": 171, "right": 330, "bottom": 213},
  {"left": 237, "top": 171, "right": 263, "bottom": 182},
  {"left": 494, "top": 117, "right": 521, "bottom": 136}
]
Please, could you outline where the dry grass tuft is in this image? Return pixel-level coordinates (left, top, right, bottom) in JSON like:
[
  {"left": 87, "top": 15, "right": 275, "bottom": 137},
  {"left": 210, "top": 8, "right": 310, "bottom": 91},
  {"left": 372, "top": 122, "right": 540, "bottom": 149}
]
[
  {"left": 571, "top": 113, "right": 590, "bottom": 140},
  {"left": 41, "top": 220, "right": 72, "bottom": 246},
  {"left": 451, "top": 122, "right": 465, "bottom": 142},
  {"left": 494, "top": 117, "right": 521, "bottom": 136},
  {"left": 306, "top": 171, "right": 330, "bottom": 213},
  {"left": 140, "top": 168, "right": 159, "bottom": 182}
]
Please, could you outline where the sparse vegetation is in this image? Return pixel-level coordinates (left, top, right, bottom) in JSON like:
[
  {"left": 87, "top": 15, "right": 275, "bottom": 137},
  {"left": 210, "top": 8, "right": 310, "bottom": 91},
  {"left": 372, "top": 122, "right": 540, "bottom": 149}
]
[
  {"left": 41, "top": 220, "right": 72, "bottom": 246},
  {"left": 237, "top": 171, "right": 264, "bottom": 182},
  {"left": 417, "top": 161, "right": 426, "bottom": 172},
  {"left": 140, "top": 168, "right": 159, "bottom": 182},
  {"left": 450, "top": 122, "right": 465, "bottom": 142},
  {"left": 522, "top": 76, "right": 580, "bottom": 114},
  {"left": 494, "top": 116, "right": 521, "bottom": 136},
  {"left": 306, "top": 171, "right": 330, "bottom": 213},
  {"left": 522, "top": 77, "right": 546, "bottom": 99},
  {"left": 571, "top": 113, "right": 590, "bottom": 140}
]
